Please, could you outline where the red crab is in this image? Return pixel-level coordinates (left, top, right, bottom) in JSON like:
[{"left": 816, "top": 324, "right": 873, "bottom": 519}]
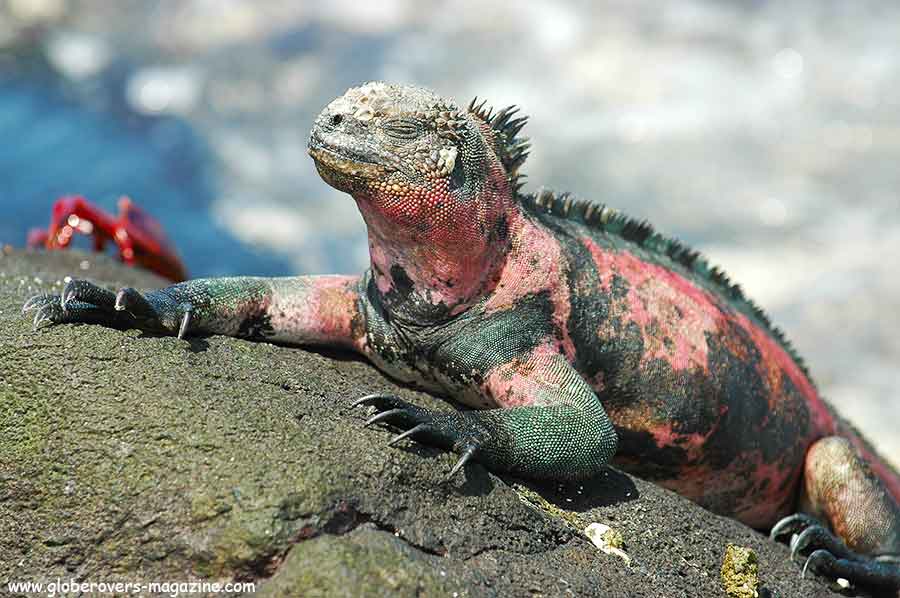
[{"left": 27, "top": 195, "right": 188, "bottom": 282}]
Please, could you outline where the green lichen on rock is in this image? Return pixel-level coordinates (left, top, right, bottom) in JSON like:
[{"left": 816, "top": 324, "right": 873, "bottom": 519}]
[
  {"left": 721, "top": 543, "right": 760, "bottom": 598},
  {"left": 513, "top": 483, "right": 583, "bottom": 531}
]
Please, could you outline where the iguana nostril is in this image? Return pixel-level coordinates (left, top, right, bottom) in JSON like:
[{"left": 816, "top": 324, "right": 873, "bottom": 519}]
[{"left": 331, "top": 114, "right": 343, "bottom": 126}]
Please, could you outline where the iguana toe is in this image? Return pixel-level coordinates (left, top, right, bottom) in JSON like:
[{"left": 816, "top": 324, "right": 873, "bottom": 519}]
[
  {"left": 770, "top": 512, "right": 820, "bottom": 541},
  {"left": 387, "top": 423, "right": 433, "bottom": 447},
  {"left": 350, "top": 393, "right": 483, "bottom": 479},
  {"left": 115, "top": 286, "right": 156, "bottom": 317},
  {"left": 61, "top": 279, "right": 116, "bottom": 312},
  {"left": 353, "top": 394, "right": 431, "bottom": 430},
  {"left": 22, "top": 293, "right": 52, "bottom": 314},
  {"left": 802, "top": 549, "right": 900, "bottom": 590},
  {"left": 790, "top": 524, "right": 854, "bottom": 562}
]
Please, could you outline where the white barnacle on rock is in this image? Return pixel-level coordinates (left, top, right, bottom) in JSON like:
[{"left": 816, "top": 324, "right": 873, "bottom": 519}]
[
  {"left": 585, "top": 522, "right": 630, "bottom": 564},
  {"left": 438, "top": 146, "right": 457, "bottom": 175}
]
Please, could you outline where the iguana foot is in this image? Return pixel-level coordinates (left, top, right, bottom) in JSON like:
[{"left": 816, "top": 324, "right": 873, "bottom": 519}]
[
  {"left": 772, "top": 513, "right": 900, "bottom": 591},
  {"left": 23, "top": 288, "right": 131, "bottom": 330},
  {"left": 24, "top": 278, "right": 194, "bottom": 337},
  {"left": 350, "top": 393, "right": 481, "bottom": 480}
]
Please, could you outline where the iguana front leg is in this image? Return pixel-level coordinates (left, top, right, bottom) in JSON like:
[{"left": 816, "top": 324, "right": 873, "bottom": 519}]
[
  {"left": 23, "top": 275, "right": 365, "bottom": 350},
  {"left": 355, "top": 346, "right": 618, "bottom": 481}
]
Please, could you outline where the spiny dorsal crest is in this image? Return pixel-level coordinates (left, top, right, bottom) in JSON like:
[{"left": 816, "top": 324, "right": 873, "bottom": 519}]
[{"left": 468, "top": 97, "right": 531, "bottom": 192}]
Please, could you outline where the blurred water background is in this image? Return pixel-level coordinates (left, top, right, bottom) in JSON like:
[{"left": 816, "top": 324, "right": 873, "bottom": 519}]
[{"left": 1, "top": 0, "right": 897, "bottom": 467}]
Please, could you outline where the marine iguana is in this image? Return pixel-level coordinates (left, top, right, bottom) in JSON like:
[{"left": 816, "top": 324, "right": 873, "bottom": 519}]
[{"left": 23, "top": 82, "right": 900, "bottom": 592}]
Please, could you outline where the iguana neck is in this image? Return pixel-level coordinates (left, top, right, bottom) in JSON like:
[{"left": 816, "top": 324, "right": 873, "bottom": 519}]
[{"left": 355, "top": 188, "right": 523, "bottom": 323}]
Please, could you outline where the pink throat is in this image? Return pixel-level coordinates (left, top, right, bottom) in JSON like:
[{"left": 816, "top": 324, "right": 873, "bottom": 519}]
[{"left": 354, "top": 184, "right": 522, "bottom": 317}]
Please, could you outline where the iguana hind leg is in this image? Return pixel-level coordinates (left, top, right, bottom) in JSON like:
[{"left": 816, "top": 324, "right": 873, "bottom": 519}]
[{"left": 771, "top": 436, "right": 900, "bottom": 591}]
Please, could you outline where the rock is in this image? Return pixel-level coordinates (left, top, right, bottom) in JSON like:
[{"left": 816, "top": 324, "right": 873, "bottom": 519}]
[{"left": 0, "top": 249, "right": 841, "bottom": 597}]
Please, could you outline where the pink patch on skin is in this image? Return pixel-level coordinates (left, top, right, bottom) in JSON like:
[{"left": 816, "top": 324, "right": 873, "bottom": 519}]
[
  {"left": 482, "top": 344, "right": 569, "bottom": 409},
  {"left": 268, "top": 275, "right": 363, "bottom": 350},
  {"left": 354, "top": 164, "right": 523, "bottom": 314},
  {"left": 581, "top": 238, "right": 722, "bottom": 374},
  {"left": 484, "top": 222, "right": 561, "bottom": 312},
  {"left": 626, "top": 289, "right": 652, "bottom": 328},
  {"left": 650, "top": 425, "right": 714, "bottom": 458},
  {"left": 485, "top": 219, "right": 577, "bottom": 359}
]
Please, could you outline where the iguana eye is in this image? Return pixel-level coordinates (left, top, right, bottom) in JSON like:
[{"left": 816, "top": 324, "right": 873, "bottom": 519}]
[{"left": 382, "top": 117, "right": 422, "bottom": 140}]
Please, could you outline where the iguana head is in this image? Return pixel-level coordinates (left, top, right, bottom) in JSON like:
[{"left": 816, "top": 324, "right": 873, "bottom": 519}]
[{"left": 308, "top": 82, "right": 530, "bottom": 319}]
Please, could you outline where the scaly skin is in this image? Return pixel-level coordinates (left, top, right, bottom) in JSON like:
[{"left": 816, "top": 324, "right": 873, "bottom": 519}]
[{"left": 24, "top": 82, "right": 899, "bottom": 592}]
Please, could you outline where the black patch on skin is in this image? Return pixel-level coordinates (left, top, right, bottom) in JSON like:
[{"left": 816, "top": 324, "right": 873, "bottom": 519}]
[
  {"left": 449, "top": 155, "right": 466, "bottom": 191},
  {"left": 613, "top": 428, "right": 687, "bottom": 481},
  {"left": 490, "top": 214, "right": 509, "bottom": 245},
  {"left": 348, "top": 302, "right": 367, "bottom": 346},
  {"left": 360, "top": 274, "right": 407, "bottom": 365},
  {"left": 535, "top": 212, "right": 638, "bottom": 391},
  {"left": 609, "top": 274, "right": 630, "bottom": 300},
  {"left": 378, "top": 264, "right": 455, "bottom": 324},
  {"left": 237, "top": 312, "right": 275, "bottom": 340},
  {"left": 359, "top": 271, "right": 556, "bottom": 389},
  {"left": 389, "top": 264, "right": 414, "bottom": 303},
  {"left": 609, "top": 323, "right": 813, "bottom": 516},
  {"left": 458, "top": 119, "right": 489, "bottom": 197},
  {"left": 702, "top": 324, "right": 810, "bottom": 470}
]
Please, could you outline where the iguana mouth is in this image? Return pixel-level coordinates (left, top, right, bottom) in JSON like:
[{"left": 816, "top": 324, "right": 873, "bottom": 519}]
[
  {"left": 307, "top": 135, "right": 391, "bottom": 179},
  {"left": 308, "top": 128, "right": 397, "bottom": 177},
  {"left": 308, "top": 144, "right": 388, "bottom": 179}
]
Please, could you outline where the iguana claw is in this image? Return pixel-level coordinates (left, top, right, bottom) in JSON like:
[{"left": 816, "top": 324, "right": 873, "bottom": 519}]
[
  {"left": 178, "top": 307, "right": 192, "bottom": 339},
  {"left": 22, "top": 293, "right": 49, "bottom": 314},
  {"left": 770, "top": 513, "right": 820, "bottom": 541},
  {"left": 446, "top": 444, "right": 478, "bottom": 481},
  {"left": 33, "top": 304, "right": 54, "bottom": 330},
  {"left": 364, "top": 408, "right": 408, "bottom": 427},
  {"left": 387, "top": 423, "right": 432, "bottom": 447},
  {"left": 351, "top": 393, "right": 409, "bottom": 410}
]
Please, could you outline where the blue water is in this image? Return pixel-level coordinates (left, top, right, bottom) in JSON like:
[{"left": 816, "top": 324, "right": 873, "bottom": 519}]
[{"left": 0, "top": 70, "right": 291, "bottom": 278}]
